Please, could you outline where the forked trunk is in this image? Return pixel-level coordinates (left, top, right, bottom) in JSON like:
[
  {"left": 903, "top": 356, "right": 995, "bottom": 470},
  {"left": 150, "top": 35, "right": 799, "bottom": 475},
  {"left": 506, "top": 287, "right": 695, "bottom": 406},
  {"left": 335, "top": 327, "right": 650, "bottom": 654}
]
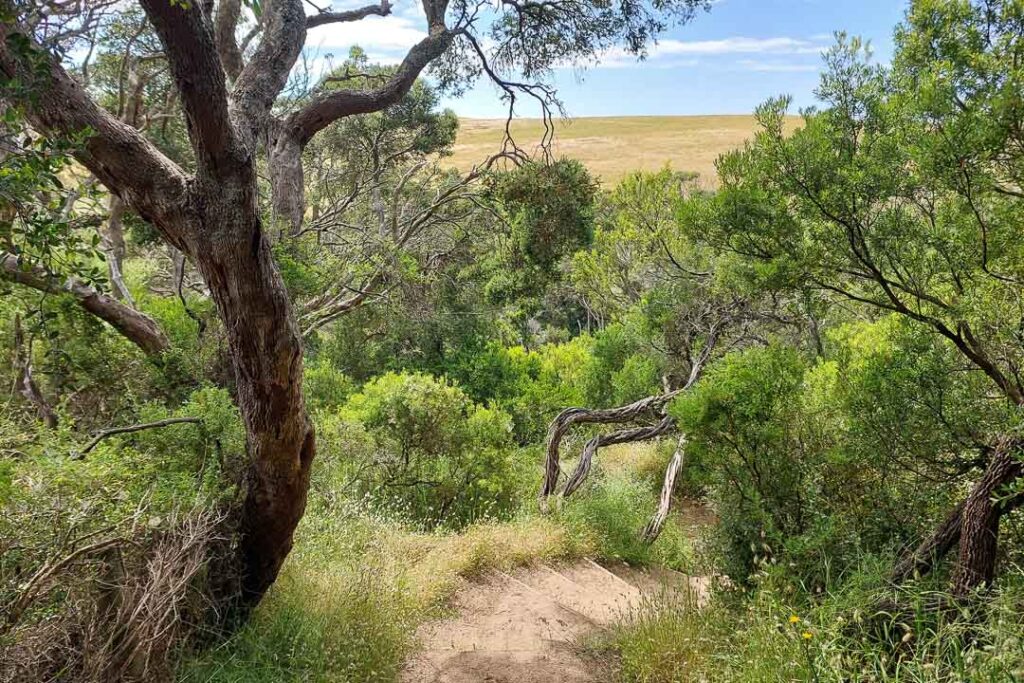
[{"left": 888, "top": 437, "right": 1023, "bottom": 597}]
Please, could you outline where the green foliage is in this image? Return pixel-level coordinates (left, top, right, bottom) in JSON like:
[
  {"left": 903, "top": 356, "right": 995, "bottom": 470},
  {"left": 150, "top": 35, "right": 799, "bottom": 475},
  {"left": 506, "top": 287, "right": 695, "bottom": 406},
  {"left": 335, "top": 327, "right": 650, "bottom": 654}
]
[
  {"left": 317, "top": 372, "right": 518, "bottom": 529},
  {"left": 561, "top": 475, "right": 693, "bottom": 571},
  {"left": 180, "top": 563, "right": 413, "bottom": 683},
  {"left": 671, "top": 345, "right": 818, "bottom": 581},
  {"left": 600, "top": 565, "right": 1024, "bottom": 683},
  {"left": 490, "top": 159, "right": 597, "bottom": 275},
  {"left": 303, "top": 356, "right": 356, "bottom": 413}
]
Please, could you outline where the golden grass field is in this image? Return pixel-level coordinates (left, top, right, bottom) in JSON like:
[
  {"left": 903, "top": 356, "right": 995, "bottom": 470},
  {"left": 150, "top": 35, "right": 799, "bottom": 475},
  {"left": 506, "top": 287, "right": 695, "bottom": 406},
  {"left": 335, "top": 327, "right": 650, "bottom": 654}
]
[{"left": 445, "top": 115, "right": 800, "bottom": 188}]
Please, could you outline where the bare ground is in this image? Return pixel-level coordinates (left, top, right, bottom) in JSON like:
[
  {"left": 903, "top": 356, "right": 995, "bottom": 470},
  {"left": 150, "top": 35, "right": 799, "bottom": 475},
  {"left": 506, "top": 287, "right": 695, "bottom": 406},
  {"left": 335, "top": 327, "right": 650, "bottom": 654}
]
[{"left": 402, "top": 558, "right": 709, "bottom": 683}]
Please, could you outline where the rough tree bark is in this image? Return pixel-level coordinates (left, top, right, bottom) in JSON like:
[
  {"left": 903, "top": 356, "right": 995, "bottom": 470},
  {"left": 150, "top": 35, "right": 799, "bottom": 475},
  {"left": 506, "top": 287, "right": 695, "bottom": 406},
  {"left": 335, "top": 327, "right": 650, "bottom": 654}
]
[
  {"left": 0, "top": 0, "right": 469, "bottom": 618},
  {"left": 951, "top": 439, "right": 1023, "bottom": 596},
  {"left": 540, "top": 391, "right": 682, "bottom": 503},
  {"left": 889, "top": 437, "right": 1024, "bottom": 595}
]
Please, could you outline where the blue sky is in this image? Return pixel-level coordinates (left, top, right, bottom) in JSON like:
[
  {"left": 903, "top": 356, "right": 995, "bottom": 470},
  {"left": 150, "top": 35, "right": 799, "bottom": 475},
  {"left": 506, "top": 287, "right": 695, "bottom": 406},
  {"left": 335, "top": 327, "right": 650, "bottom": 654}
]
[{"left": 304, "top": 0, "right": 909, "bottom": 118}]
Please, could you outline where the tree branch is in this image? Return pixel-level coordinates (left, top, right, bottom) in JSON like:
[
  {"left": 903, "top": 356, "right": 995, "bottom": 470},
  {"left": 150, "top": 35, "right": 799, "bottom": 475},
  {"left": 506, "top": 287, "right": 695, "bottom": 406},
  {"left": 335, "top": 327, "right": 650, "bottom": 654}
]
[
  {"left": 282, "top": 27, "right": 454, "bottom": 145},
  {"left": 232, "top": 0, "right": 306, "bottom": 141},
  {"left": 215, "top": 0, "right": 245, "bottom": 81},
  {"left": 77, "top": 417, "right": 203, "bottom": 457},
  {"left": 1, "top": 253, "right": 170, "bottom": 356},
  {"left": 138, "top": 0, "right": 243, "bottom": 176},
  {"left": 306, "top": 0, "right": 392, "bottom": 28},
  {"left": 0, "top": 20, "right": 192, "bottom": 247}
]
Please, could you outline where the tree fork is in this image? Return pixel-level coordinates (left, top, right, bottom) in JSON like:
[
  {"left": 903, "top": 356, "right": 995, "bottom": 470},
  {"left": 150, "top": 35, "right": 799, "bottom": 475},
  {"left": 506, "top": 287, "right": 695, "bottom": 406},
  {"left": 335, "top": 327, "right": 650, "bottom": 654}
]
[{"left": 889, "top": 436, "right": 1023, "bottom": 593}]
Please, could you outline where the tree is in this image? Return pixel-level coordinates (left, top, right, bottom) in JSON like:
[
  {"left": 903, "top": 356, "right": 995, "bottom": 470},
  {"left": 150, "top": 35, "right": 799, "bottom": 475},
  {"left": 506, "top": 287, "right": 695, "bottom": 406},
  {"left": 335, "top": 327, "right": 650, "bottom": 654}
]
[
  {"left": 539, "top": 172, "right": 761, "bottom": 542},
  {"left": 699, "top": 1, "right": 1024, "bottom": 596},
  {"left": 1, "top": 0, "right": 711, "bottom": 618}
]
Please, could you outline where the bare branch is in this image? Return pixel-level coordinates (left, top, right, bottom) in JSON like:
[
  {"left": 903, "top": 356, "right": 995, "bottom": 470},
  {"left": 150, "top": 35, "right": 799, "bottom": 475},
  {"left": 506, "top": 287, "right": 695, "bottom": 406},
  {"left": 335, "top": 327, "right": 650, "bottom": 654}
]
[
  {"left": 282, "top": 27, "right": 454, "bottom": 145},
  {"left": 77, "top": 417, "right": 204, "bottom": 457},
  {"left": 641, "top": 435, "right": 686, "bottom": 543},
  {"left": 306, "top": 0, "right": 392, "bottom": 28},
  {"left": 11, "top": 314, "right": 58, "bottom": 428}
]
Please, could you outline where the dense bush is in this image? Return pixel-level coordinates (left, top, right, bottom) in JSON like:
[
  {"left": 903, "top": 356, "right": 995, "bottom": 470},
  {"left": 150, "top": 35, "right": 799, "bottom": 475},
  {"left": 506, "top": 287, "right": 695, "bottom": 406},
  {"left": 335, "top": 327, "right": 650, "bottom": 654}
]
[{"left": 316, "top": 372, "right": 519, "bottom": 529}]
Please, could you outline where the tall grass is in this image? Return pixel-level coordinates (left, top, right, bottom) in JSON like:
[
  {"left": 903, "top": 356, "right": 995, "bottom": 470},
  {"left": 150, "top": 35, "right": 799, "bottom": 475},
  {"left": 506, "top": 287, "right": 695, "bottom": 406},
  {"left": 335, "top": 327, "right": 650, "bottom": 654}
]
[{"left": 595, "top": 568, "right": 1024, "bottom": 683}]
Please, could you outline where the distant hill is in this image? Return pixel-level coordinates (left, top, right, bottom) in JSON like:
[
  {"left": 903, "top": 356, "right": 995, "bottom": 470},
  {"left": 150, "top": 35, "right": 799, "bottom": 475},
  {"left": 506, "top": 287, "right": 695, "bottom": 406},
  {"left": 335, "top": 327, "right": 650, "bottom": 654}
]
[{"left": 445, "top": 115, "right": 800, "bottom": 188}]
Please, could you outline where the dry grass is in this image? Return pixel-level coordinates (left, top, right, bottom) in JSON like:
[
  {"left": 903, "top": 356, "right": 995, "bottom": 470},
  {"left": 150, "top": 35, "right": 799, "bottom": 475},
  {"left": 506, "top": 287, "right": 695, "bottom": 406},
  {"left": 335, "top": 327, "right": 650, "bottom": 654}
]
[
  {"left": 387, "top": 514, "right": 584, "bottom": 610},
  {"left": 444, "top": 115, "right": 801, "bottom": 188}
]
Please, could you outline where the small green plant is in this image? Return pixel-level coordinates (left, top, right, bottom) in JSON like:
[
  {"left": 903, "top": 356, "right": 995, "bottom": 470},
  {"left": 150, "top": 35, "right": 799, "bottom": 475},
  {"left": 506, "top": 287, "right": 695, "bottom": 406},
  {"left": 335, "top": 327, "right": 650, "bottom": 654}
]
[{"left": 561, "top": 474, "right": 693, "bottom": 571}]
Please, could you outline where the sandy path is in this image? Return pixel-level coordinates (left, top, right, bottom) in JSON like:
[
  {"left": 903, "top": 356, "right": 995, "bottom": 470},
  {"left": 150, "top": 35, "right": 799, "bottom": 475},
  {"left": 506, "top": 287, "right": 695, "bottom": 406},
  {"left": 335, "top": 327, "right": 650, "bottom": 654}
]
[{"left": 402, "top": 559, "right": 706, "bottom": 683}]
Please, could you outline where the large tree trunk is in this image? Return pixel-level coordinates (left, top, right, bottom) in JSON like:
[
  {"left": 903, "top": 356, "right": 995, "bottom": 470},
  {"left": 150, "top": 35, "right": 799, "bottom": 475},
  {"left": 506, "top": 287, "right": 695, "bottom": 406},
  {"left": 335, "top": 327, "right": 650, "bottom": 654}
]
[
  {"left": 268, "top": 132, "right": 305, "bottom": 237},
  {"left": 951, "top": 441, "right": 1023, "bottom": 597},
  {"left": 187, "top": 176, "right": 314, "bottom": 612},
  {"left": 1, "top": 253, "right": 169, "bottom": 356}
]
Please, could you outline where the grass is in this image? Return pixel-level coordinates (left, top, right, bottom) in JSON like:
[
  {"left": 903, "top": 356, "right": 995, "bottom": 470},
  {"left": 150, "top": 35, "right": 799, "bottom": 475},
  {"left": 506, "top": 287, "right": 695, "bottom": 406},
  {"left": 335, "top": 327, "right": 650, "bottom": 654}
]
[
  {"left": 445, "top": 115, "right": 801, "bottom": 187},
  {"left": 178, "top": 505, "right": 587, "bottom": 682},
  {"left": 177, "top": 444, "right": 708, "bottom": 682},
  {"left": 590, "top": 566, "right": 1024, "bottom": 683}
]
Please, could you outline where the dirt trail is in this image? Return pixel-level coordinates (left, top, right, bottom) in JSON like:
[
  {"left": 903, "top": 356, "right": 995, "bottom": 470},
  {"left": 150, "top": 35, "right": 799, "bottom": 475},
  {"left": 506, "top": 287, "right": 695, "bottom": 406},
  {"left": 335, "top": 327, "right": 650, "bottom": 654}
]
[{"left": 402, "top": 558, "right": 708, "bottom": 683}]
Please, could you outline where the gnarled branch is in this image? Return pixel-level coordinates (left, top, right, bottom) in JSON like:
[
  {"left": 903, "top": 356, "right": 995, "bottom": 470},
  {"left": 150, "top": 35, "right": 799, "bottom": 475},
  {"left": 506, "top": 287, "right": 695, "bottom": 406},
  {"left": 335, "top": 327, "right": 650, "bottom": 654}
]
[
  {"left": 641, "top": 435, "right": 686, "bottom": 543},
  {"left": 306, "top": 0, "right": 392, "bottom": 28},
  {"left": 1, "top": 253, "right": 170, "bottom": 356},
  {"left": 281, "top": 27, "right": 454, "bottom": 145}
]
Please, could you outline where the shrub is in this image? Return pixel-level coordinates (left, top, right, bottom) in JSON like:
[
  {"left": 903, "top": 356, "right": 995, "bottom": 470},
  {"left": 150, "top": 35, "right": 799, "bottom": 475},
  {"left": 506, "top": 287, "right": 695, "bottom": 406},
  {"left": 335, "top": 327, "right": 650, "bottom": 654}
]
[
  {"left": 317, "top": 372, "right": 518, "bottom": 529},
  {"left": 561, "top": 474, "right": 693, "bottom": 571},
  {"left": 303, "top": 357, "right": 356, "bottom": 413}
]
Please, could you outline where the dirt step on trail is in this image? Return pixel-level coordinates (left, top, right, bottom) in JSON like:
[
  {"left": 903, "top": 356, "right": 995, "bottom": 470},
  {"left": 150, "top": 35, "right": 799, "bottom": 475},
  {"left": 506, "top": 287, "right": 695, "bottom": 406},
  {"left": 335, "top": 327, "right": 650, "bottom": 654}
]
[{"left": 401, "top": 559, "right": 707, "bottom": 683}]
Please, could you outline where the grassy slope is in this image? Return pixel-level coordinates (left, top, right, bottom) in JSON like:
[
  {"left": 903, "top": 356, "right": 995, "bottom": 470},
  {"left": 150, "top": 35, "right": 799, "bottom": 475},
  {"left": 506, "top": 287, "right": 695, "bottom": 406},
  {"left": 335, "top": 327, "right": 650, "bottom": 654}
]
[{"left": 445, "top": 115, "right": 800, "bottom": 187}]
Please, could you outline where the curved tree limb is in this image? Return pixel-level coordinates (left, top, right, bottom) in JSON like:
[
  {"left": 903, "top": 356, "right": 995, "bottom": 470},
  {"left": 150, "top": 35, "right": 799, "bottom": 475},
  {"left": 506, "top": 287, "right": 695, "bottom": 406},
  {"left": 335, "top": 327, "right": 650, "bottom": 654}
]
[
  {"left": 641, "top": 435, "right": 686, "bottom": 543},
  {"left": 1, "top": 253, "right": 170, "bottom": 356},
  {"left": 540, "top": 391, "right": 682, "bottom": 502},
  {"left": 281, "top": 27, "right": 454, "bottom": 146},
  {"left": 562, "top": 416, "right": 676, "bottom": 498}
]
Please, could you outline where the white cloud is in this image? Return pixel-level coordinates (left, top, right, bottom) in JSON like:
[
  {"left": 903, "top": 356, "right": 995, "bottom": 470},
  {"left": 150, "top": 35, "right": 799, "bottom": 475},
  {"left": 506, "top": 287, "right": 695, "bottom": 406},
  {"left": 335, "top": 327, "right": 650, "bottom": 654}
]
[
  {"left": 651, "top": 36, "right": 828, "bottom": 56},
  {"left": 736, "top": 59, "right": 820, "bottom": 73},
  {"left": 306, "top": 14, "right": 427, "bottom": 56},
  {"left": 585, "top": 36, "right": 828, "bottom": 70}
]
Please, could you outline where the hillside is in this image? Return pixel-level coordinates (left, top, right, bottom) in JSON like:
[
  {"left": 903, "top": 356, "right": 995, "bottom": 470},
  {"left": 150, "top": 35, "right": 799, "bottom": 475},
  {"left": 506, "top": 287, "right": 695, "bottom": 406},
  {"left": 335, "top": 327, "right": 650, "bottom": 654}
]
[{"left": 445, "top": 115, "right": 800, "bottom": 187}]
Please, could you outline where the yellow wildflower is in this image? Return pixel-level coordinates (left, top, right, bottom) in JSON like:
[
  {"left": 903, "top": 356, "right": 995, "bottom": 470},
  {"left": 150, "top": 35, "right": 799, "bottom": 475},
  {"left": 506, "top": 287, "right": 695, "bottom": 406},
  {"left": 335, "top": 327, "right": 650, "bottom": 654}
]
[
  {"left": 789, "top": 615, "right": 800, "bottom": 624},
  {"left": 802, "top": 631, "right": 813, "bottom": 640}
]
